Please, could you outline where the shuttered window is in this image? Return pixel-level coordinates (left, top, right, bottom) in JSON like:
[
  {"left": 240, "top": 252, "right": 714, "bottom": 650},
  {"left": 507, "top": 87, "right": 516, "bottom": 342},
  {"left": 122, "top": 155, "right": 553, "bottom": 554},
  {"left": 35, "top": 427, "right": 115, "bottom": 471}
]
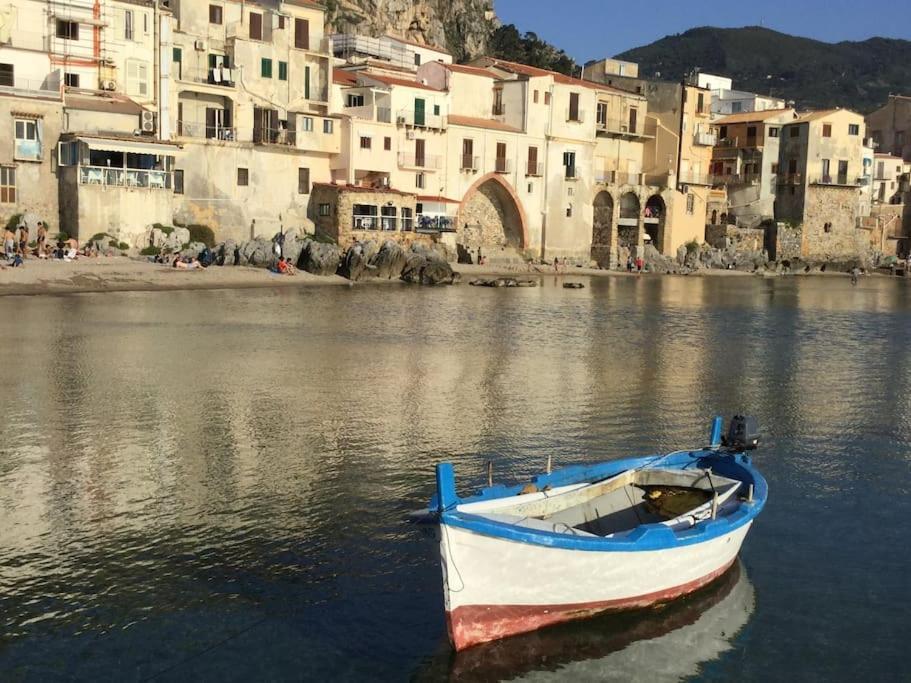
[
  {"left": 294, "top": 18, "right": 309, "bottom": 49},
  {"left": 249, "top": 12, "right": 263, "bottom": 40}
]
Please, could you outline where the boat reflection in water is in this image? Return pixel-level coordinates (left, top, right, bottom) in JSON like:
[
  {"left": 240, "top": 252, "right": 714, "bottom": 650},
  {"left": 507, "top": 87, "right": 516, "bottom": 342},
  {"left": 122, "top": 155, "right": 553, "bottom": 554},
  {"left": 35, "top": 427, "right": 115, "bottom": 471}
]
[{"left": 415, "top": 561, "right": 754, "bottom": 682}]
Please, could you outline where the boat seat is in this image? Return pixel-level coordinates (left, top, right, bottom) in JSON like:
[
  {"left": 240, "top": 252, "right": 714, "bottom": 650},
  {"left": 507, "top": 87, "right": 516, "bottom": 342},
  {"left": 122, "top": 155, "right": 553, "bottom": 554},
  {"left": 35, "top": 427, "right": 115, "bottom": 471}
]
[{"left": 480, "top": 513, "right": 600, "bottom": 537}]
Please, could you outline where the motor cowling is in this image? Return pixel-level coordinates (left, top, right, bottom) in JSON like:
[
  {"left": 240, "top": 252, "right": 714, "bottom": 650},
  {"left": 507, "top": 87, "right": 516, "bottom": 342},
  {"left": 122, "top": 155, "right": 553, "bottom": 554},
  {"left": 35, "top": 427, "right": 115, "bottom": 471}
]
[{"left": 725, "top": 415, "right": 760, "bottom": 451}]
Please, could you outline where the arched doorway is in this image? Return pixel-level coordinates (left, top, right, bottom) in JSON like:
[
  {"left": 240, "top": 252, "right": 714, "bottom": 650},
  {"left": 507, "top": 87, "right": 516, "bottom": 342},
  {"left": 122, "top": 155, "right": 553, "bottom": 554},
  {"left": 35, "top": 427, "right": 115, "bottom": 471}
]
[
  {"left": 711, "top": 209, "right": 718, "bottom": 225},
  {"left": 618, "top": 192, "right": 640, "bottom": 248},
  {"left": 644, "top": 195, "right": 666, "bottom": 252},
  {"left": 459, "top": 174, "right": 527, "bottom": 252},
  {"left": 591, "top": 191, "right": 614, "bottom": 267}
]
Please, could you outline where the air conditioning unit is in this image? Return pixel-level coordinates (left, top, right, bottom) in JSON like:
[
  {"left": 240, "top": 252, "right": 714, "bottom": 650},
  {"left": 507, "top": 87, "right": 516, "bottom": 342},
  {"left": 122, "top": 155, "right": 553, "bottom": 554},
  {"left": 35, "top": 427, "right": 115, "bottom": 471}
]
[
  {"left": 100, "top": 79, "right": 117, "bottom": 91},
  {"left": 194, "top": 39, "right": 206, "bottom": 51},
  {"left": 140, "top": 111, "right": 157, "bottom": 134},
  {"left": 396, "top": 115, "right": 407, "bottom": 124},
  {"left": 405, "top": 129, "right": 415, "bottom": 140}
]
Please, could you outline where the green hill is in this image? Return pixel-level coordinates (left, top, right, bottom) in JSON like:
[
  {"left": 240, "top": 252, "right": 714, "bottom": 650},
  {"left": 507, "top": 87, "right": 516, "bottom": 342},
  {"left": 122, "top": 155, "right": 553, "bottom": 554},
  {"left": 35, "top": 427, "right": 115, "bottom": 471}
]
[{"left": 615, "top": 26, "right": 911, "bottom": 113}]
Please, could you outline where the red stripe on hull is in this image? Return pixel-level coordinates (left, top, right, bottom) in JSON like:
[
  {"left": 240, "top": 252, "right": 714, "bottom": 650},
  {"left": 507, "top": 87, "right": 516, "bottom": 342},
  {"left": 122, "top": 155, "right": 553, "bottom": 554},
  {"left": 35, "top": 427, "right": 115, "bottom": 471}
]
[{"left": 446, "top": 557, "right": 737, "bottom": 651}]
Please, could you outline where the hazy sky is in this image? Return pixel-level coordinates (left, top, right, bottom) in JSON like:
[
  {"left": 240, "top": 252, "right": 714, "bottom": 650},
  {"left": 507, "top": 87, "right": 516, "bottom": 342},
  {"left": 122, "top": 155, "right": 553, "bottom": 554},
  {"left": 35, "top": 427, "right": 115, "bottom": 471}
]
[{"left": 495, "top": 0, "right": 911, "bottom": 63}]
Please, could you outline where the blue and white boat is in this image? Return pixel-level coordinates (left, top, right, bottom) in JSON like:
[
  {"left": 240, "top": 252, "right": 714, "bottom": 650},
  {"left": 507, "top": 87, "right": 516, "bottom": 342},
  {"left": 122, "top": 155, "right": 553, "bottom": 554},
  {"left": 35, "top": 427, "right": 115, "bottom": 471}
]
[{"left": 424, "top": 416, "right": 767, "bottom": 651}]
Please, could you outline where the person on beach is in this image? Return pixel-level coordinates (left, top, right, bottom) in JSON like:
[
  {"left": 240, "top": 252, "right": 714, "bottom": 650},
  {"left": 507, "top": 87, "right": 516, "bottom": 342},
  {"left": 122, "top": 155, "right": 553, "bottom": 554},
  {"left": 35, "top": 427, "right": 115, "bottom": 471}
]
[
  {"left": 3, "top": 225, "right": 14, "bottom": 258},
  {"left": 850, "top": 266, "right": 860, "bottom": 285},
  {"left": 18, "top": 224, "right": 28, "bottom": 258},
  {"left": 553, "top": 256, "right": 559, "bottom": 273},
  {"left": 626, "top": 255, "right": 633, "bottom": 273},
  {"left": 636, "top": 256, "right": 644, "bottom": 274},
  {"left": 35, "top": 222, "right": 47, "bottom": 258}
]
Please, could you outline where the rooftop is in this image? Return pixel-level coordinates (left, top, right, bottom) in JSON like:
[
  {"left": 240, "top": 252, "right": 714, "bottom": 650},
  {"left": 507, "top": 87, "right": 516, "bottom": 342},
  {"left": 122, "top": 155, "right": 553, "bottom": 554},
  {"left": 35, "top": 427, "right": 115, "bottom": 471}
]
[
  {"left": 447, "top": 114, "right": 522, "bottom": 133},
  {"left": 714, "top": 108, "right": 797, "bottom": 125}
]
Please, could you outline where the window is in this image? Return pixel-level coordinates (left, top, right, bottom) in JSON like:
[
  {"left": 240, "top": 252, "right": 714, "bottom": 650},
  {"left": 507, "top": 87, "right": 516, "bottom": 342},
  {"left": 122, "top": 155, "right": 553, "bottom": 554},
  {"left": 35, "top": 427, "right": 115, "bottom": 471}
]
[
  {"left": 568, "top": 92, "right": 580, "bottom": 121},
  {"left": 304, "top": 66, "right": 311, "bottom": 100},
  {"left": 822, "top": 123, "right": 832, "bottom": 138},
  {"left": 323, "top": 119, "right": 333, "bottom": 134},
  {"left": 697, "top": 92, "right": 705, "bottom": 112},
  {"left": 209, "top": 5, "right": 223, "bottom": 24},
  {"left": 416, "top": 173, "right": 425, "bottom": 189},
  {"left": 821, "top": 158, "right": 831, "bottom": 181},
  {"left": 527, "top": 146, "right": 539, "bottom": 175},
  {"left": 746, "top": 126, "right": 757, "bottom": 139},
  {"left": 493, "top": 88, "right": 504, "bottom": 115},
  {"left": 384, "top": 137, "right": 391, "bottom": 151},
  {"left": 823, "top": 222, "right": 832, "bottom": 233},
  {"left": 527, "top": 183, "right": 533, "bottom": 193},
  {"left": 771, "top": 162, "right": 779, "bottom": 174},
  {"left": 294, "top": 18, "right": 309, "bottom": 49},
  {"left": 433, "top": 104, "right": 440, "bottom": 116},
  {"left": 461, "top": 138, "right": 474, "bottom": 169},
  {"left": 719, "top": 125, "right": 728, "bottom": 140},
  {"left": 566, "top": 204, "right": 573, "bottom": 218},
  {"left": 533, "top": 89, "right": 539, "bottom": 104},
  {"left": 0, "top": 63, "right": 12, "bottom": 87},
  {"left": 596, "top": 102, "right": 607, "bottom": 126},
  {"left": 0, "top": 166, "right": 14, "bottom": 204},
  {"left": 402, "top": 207, "right": 413, "bottom": 231},
  {"left": 848, "top": 124, "right": 860, "bottom": 136},
  {"left": 731, "top": 101, "right": 742, "bottom": 113},
  {"left": 686, "top": 193, "right": 695, "bottom": 215},
  {"left": 346, "top": 94, "right": 365, "bottom": 107},
  {"left": 126, "top": 60, "right": 149, "bottom": 97},
  {"left": 769, "top": 127, "right": 779, "bottom": 138},
  {"left": 124, "top": 10, "right": 134, "bottom": 40},
  {"left": 544, "top": 91, "right": 551, "bottom": 105},
  {"left": 414, "top": 53, "right": 422, "bottom": 67},
  {"left": 237, "top": 168, "right": 249, "bottom": 186},
  {"left": 416, "top": 203, "right": 423, "bottom": 215},
  {"left": 302, "top": 116, "right": 313, "bottom": 132},
  {"left": 278, "top": 16, "right": 286, "bottom": 30},
  {"left": 172, "top": 47, "right": 182, "bottom": 78},
  {"left": 318, "top": 203, "right": 331, "bottom": 217},
  {"left": 174, "top": 169, "right": 184, "bottom": 194},
  {"left": 249, "top": 12, "right": 263, "bottom": 40},
  {"left": 360, "top": 136, "right": 371, "bottom": 150},
  {"left": 64, "top": 73, "right": 80, "bottom": 88},
  {"left": 790, "top": 127, "right": 800, "bottom": 138},
  {"left": 279, "top": 62, "right": 288, "bottom": 81},
  {"left": 788, "top": 159, "right": 798, "bottom": 174},
  {"left": 56, "top": 20, "right": 79, "bottom": 40},
  {"left": 563, "top": 151, "right": 576, "bottom": 179},
  {"left": 298, "top": 167, "right": 310, "bottom": 194},
  {"left": 14, "top": 119, "right": 41, "bottom": 161},
  {"left": 261, "top": 58, "right": 272, "bottom": 78},
  {"left": 143, "top": 12, "right": 149, "bottom": 35}
]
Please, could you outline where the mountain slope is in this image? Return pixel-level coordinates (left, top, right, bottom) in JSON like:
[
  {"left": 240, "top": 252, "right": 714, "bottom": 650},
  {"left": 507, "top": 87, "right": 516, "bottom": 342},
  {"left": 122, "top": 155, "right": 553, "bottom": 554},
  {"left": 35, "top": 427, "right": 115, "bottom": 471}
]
[{"left": 616, "top": 27, "right": 911, "bottom": 112}]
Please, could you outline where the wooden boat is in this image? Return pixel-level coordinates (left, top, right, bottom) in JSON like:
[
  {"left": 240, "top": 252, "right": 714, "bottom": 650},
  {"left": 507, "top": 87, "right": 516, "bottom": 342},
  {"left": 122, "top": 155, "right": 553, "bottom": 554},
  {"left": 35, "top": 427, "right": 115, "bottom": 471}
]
[{"left": 424, "top": 416, "right": 767, "bottom": 651}]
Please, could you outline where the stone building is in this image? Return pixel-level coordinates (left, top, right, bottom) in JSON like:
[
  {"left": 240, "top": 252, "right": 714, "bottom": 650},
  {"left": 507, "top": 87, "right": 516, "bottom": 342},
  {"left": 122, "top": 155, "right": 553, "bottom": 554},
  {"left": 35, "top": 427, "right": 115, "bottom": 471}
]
[
  {"left": 310, "top": 182, "right": 421, "bottom": 247},
  {"left": 866, "top": 95, "right": 911, "bottom": 161}
]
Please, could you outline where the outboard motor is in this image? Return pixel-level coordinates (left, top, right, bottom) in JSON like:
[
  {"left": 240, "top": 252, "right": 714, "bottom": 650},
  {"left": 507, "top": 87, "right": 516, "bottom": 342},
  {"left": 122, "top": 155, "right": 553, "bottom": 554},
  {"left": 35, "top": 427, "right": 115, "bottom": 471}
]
[{"left": 724, "top": 415, "right": 760, "bottom": 451}]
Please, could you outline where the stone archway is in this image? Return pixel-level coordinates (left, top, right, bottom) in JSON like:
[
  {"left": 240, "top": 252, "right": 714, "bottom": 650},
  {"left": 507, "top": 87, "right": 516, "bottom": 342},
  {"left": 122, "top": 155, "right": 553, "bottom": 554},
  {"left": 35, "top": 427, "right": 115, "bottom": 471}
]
[
  {"left": 458, "top": 173, "right": 528, "bottom": 252},
  {"left": 644, "top": 195, "right": 667, "bottom": 252},
  {"left": 591, "top": 191, "right": 614, "bottom": 268},
  {"left": 618, "top": 192, "right": 640, "bottom": 248}
]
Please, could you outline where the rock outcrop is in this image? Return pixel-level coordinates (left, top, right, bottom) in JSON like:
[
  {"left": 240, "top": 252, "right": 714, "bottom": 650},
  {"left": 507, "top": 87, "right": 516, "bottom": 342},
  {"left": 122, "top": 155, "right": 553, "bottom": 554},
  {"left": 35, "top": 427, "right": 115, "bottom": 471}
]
[
  {"left": 299, "top": 239, "right": 341, "bottom": 276},
  {"left": 326, "top": 0, "right": 498, "bottom": 61},
  {"left": 369, "top": 240, "right": 409, "bottom": 280}
]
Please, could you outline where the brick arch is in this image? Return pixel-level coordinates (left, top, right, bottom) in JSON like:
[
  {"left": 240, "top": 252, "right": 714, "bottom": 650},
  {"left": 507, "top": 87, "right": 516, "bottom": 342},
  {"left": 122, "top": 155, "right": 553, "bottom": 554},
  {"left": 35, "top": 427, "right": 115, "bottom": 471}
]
[{"left": 457, "top": 172, "right": 530, "bottom": 249}]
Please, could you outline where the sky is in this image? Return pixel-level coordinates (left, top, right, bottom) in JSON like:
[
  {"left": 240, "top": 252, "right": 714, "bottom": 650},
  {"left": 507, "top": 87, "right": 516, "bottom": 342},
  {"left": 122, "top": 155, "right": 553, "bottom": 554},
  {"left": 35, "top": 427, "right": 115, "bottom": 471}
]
[{"left": 495, "top": 0, "right": 911, "bottom": 64}]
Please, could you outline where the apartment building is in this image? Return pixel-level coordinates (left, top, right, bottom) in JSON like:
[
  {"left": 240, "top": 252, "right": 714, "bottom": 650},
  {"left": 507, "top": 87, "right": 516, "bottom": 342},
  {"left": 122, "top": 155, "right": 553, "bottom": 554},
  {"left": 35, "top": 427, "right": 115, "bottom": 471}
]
[
  {"left": 167, "top": 0, "right": 336, "bottom": 239},
  {"left": 872, "top": 154, "right": 910, "bottom": 205},
  {"left": 866, "top": 95, "right": 911, "bottom": 162},
  {"left": 711, "top": 108, "right": 797, "bottom": 227},
  {"left": 332, "top": 33, "right": 452, "bottom": 72},
  {"left": 775, "top": 109, "right": 870, "bottom": 260}
]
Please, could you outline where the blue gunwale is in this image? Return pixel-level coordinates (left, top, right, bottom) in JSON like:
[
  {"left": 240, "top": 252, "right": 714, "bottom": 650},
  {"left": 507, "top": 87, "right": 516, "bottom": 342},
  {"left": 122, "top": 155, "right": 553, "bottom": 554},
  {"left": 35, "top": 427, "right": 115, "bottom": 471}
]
[{"left": 432, "top": 450, "right": 768, "bottom": 552}]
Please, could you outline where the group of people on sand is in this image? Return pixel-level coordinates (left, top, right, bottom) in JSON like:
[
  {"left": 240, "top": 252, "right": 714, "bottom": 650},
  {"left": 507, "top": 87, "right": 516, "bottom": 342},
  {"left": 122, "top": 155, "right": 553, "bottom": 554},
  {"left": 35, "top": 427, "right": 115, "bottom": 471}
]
[
  {"left": 626, "top": 255, "right": 645, "bottom": 274},
  {"left": 3, "top": 222, "right": 84, "bottom": 266}
]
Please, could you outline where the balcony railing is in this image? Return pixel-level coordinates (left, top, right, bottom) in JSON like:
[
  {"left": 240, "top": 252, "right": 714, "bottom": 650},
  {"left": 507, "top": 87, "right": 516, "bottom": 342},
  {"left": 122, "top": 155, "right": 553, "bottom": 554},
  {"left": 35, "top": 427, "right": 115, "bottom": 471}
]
[
  {"left": 714, "top": 173, "right": 761, "bottom": 186},
  {"left": 779, "top": 173, "right": 803, "bottom": 185},
  {"left": 417, "top": 215, "right": 456, "bottom": 233},
  {"left": 596, "top": 118, "right": 645, "bottom": 137},
  {"left": 345, "top": 104, "right": 391, "bottom": 123},
  {"left": 179, "top": 67, "right": 235, "bottom": 87},
  {"left": 566, "top": 109, "right": 585, "bottom": 123},
  {"left": 396, "top": 109, "right": 446, "bottom": 129},
  {"left": 526, "top": 161, "right": 543, "bottom": 176},
  {"left": 461, "top": 155, "right": 479, "bottom": 171},
  {"left": 494, "top": 158, "right": 512, "bottom": 174},
  {"left": 254, "top": 127, "right": 297, "bottom": 146},
  {"left": 694, "top": 131, "right": 718, "bottom": 146},
  {"left": 0, "top": 77, "right": 62, "bottom": 99},
  {"left": 78, "top": 165, "right": 172, "bottom": 190},
  {"left": 398, "top": 152, "right": 441, "bottom": 170},
  {"left": 178, "top": 121, "right": 237, "bottom": 141}
]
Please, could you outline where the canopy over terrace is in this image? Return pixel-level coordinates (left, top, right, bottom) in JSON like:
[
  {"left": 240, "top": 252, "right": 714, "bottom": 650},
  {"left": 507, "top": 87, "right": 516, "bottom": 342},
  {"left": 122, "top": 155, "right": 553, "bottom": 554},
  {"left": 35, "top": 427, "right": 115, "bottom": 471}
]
[{"left": 59, "top": 134, "right": 182, "bottom": 189}]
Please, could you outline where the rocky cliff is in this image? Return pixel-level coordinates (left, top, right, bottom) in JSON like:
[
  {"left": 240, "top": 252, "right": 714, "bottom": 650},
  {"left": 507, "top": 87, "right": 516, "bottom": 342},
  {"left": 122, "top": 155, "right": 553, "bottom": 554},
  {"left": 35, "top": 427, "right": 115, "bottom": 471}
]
[{"left": 324, "top": 0, "right": 498, "bottom": 62}]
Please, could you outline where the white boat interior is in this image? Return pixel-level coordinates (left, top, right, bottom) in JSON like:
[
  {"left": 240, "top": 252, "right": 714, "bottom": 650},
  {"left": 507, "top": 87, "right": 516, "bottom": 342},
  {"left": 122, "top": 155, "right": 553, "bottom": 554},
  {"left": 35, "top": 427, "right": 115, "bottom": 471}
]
[{"left": 458, "top": 468, "right": 744, "bottom": 538}]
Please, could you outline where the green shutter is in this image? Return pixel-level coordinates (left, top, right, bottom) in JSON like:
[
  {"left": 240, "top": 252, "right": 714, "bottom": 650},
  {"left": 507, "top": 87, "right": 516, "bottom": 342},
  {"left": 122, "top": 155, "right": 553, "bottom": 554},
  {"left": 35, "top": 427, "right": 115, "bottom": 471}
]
[
  {"left": 261, "top": 58, "right": 272, "bottom": 78},
  {"left": 279, "top": 61, "right": 288, "bottom": 81},
  {"left": 304, "top": 66, "right": 310, "bottom": 99},
  {"left": 173, "top": 47, "right": 182, "bottom": 63}
]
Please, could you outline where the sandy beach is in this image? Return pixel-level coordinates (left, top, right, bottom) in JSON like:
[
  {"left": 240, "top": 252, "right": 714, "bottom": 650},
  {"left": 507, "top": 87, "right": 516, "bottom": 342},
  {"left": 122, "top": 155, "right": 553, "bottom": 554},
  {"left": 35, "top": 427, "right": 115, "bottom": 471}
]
[{"left": 0, "top": 255, "right": 835, "bottom": 297}]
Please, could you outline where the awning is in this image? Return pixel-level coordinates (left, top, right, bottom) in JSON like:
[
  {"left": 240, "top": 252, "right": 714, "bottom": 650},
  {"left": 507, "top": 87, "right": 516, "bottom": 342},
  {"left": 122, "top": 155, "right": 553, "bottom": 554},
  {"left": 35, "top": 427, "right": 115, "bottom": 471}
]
[{"left": 76, "top": 137, "right": 181, "bottom": 156}]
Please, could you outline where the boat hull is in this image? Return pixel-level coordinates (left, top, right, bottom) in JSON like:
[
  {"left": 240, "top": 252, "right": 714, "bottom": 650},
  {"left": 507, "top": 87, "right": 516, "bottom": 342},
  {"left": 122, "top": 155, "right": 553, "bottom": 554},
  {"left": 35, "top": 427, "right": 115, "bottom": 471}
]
[{"left": 440, "top": 520, "right": 751, "bottom": 651}]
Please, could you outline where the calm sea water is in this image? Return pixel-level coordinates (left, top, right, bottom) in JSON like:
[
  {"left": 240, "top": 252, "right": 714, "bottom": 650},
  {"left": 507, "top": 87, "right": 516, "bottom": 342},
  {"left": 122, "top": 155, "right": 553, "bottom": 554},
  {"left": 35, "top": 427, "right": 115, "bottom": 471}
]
[{"left": 0, "top": 275, "right": 909, "bottom": 681}]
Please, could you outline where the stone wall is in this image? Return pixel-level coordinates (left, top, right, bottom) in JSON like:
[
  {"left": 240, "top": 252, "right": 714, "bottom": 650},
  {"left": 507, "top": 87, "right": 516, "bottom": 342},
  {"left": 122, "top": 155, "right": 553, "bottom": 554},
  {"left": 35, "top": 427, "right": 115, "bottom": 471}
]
[
  {"left": 801, "top": 186, "right": 868, "bottom": 261},
  {"left": 310, "top": 184, "right": 427, "bottom": 249},
  {"left": 768, "top": 222, "right": 803, "bottom": 262},
  {"left": 459, "top": 180, "right": 523, "bottom": 250},
  {"left": 705, "top": 224, "right": 765, "bottom": 252}
]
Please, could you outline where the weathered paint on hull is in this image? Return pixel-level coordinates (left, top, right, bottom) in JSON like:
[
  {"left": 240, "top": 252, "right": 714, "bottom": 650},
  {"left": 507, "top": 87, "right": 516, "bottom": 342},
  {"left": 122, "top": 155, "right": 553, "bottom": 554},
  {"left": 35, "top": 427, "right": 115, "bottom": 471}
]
[{"left": 440, "top": 522, "right": 751, "bottom": 651}]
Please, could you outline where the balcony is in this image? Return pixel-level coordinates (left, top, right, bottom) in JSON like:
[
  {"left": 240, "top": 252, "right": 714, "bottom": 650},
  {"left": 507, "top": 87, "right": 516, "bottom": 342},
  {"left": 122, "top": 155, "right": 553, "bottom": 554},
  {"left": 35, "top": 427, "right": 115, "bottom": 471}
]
[
  {"left": 460, "top": 155, "right": 479, "bottom": 171},
  {"left": 526, "top": 161, "right": 543, "bottom": 177},
  {"left": 416, "top": 215, "right": 456, "bottom": 233},
  {"left": 178, "top": 67, "right": 235, "bottom": 88},
  {"left": 0, "top": 77, "right": 62, "bottom": 100},
  {"left": 492, "top": 103, "right": 505, "bottom": 117},
  {"left": 398, "top": 152, "right": 441, "bottom": 170},
  {"left": 254, "top": 126, "right": 296, "bottom": 146},
  {"left": 595, "top": 118, "right": 652, "bottom": 138},
  {"left": 566, "top": 109, "right": 585, "bottom": 124},
  {"left": 810, "top": 175, "right": 862, "bottom": 187},
  {"left": 345, "top": 105, "right": 391, "bottom": 123},
  {"left": 714, "top": 173, "right": 761, "bottom": 186},
  {"left": 678, "top": 171, "right": 713, "bottom": 186},
  {"left": 177, "top": 121, "right": 237, "bottom": 141},
  {"left": 78, "top": 166, "right": 172, "bottom": 190},
  {"left": 494, "top": 158, "right": 512, "bottom": 174},
  {"left": 694, "top": 130, "right": 718, "bottom": 146},
  {"left": 396, "top": 109, "right": 446, "bottom": 130},
  {"left": 778, "top": 173, "right": 803, "bottom": 185}
]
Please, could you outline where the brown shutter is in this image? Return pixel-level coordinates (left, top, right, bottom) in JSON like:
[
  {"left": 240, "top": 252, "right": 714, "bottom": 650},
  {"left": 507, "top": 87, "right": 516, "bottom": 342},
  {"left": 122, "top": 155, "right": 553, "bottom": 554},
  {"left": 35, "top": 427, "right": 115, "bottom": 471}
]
[
  {"left": 415, "top": 139, "right": 425, "bottom": 166},
  {"left": 569, "top": 93, "right": 579, "bottom": 121},
  {"left": 295, "top": 19, "right": 309, "bottom": 49},
  {"left": 250, "top": 12, "right": 262, "bottom": 41},
  {"left": 527, "top": 146, "right": 537, "bottom": 174}
]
